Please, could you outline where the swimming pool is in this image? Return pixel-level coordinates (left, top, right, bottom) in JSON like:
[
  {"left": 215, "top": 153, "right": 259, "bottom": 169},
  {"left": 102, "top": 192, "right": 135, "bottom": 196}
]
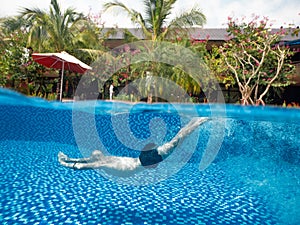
[{"left": 0, "top": 88, "right": 299, "bottom": 225}]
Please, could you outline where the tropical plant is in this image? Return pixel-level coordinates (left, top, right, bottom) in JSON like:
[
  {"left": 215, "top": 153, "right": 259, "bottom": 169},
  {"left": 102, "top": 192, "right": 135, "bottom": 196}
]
[
  {"left": 19, "top": 0, "right": 86, "bottom": 52},
  {"left": 0, "top": 27, "right": 28, "bottom": 89},
  {"left": 219, "top": 16, "right": 295, "bottom": 105},
  {"left": 19, "top": 0, "right": 107, "bottom": 60},
  {"left": 0, "top": 21, "right": 55, "bottom": 96},
  {"left": 104, "top": 0, "right": 206, "bottom": 41},
  {"left": 108, "top": 38, "right": 213, "bottom": 102},
  {"left": 103, "top": 0, "right": 207, "bottom": 102}
]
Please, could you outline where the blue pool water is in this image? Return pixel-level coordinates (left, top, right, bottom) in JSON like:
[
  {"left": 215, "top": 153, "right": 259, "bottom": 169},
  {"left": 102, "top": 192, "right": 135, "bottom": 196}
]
[{"left": 0, "top": 88, "right": 299, "bottom": 225}]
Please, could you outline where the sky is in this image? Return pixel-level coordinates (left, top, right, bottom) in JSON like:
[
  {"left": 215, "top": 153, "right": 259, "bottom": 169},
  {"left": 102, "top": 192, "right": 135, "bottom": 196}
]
[{"left": 0, "top": 0, "right": 299, "bottom": 28}]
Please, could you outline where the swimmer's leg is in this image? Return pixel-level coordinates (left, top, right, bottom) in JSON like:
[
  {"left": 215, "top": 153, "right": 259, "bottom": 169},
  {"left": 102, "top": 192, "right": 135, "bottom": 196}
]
[
  {"left": 58, "top": 153, "right": 107, "bottom": 169},
  {"left": 59, "top": 158, "right": 112, "bottom": 170},
  {"left": 58, "top": 158, "right": 100, "bottom": 170}
]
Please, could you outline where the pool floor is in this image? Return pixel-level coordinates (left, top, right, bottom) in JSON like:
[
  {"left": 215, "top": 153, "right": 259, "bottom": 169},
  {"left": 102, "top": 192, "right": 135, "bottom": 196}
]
[{"left": 2, "top": 140, "right": 299, "bottom": 225}]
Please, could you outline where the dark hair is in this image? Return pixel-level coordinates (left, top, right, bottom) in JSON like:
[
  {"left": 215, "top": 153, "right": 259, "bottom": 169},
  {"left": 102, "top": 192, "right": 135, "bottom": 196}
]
[{"left": 142, "top": 143, "right": 157, "bottom": 151}]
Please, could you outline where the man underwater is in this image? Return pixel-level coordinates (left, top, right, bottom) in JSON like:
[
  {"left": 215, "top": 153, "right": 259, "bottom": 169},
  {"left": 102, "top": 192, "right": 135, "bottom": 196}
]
[{"left": 58, "top": 117, "right": 208, "bottom": 176}]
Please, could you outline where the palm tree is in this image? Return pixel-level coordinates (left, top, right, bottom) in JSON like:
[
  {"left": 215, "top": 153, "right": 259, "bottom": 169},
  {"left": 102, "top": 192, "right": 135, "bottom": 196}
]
[
  {"left": 104, "top": 0, "right": 206, "bottom": 41},
  {"left": 104, "top": 0, "right": 206, "bottom": 102},
  {"left": 20, "top": 0, "right": 90, "bottom": 52}
]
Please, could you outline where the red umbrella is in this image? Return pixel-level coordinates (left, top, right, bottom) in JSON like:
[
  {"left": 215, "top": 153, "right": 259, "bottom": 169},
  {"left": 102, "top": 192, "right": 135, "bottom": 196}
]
[{"left": 32, "top": 51, "right": 92, "bottom": 101}]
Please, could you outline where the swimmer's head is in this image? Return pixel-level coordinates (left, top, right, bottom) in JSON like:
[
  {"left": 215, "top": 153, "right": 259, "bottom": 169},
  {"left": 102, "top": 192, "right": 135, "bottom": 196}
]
[{"left": 142, "top": 142, "right": 157, "bottom": 151}]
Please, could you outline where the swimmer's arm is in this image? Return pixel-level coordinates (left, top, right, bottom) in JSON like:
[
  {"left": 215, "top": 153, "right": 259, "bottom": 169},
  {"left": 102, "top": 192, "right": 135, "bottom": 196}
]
[{"left": 157, "top": 117, "right": 209, "bottom": 158}]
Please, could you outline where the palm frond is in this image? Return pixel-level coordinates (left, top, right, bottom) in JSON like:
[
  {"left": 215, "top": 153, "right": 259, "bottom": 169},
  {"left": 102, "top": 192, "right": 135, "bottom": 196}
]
[
  {"left": 169, "top": 7, "right": 206, "bottom": 28},
  {"left": 161, "top": 7, "right": 206, "bottom": 40},
  {"left": 20, "top": 7, "right": 46, "bottom": 22},
  {"left": 103, "top": 1, "right": 151, "bottom": 38},
  {"left": 124, "top": 29, "right": 141, "bottom": 42},
  {"left": 50, "top": 0, "right": 62, "bottom": 17},
  {"left": 77, "top": 48, "right": 105, "bottom": 61}
]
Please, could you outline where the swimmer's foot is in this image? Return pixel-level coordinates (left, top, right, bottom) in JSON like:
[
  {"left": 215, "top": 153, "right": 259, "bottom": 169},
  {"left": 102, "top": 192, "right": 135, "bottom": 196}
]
[
  {"left": 71, "top": 162, "right": 87, "bottom": 170},
  {"left": 58, "top": 152, "right": 69, "bottom": 162}
]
